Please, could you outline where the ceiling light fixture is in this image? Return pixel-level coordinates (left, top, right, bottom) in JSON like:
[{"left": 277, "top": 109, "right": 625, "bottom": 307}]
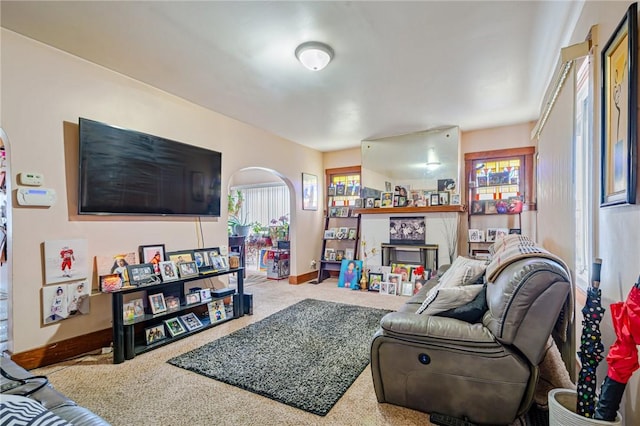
[{"left": 295, "top": 41, "right": 334, "bottom": 71}]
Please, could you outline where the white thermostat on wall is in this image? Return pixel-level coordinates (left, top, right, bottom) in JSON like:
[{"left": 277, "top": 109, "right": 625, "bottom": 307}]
[
  {"left": 18, "top": 172, "right": 44, "bottom": 186},
  {"left": 17, "top": 188, "right": 56, "bottom": 207}
]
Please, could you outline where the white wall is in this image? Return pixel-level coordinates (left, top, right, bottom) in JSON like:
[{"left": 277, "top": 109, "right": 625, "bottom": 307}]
[
  {"left": 1, "top": 30, "right": 324, "bottom": 353},
  {"left": 538, "top": 1, "right": 640, "bottom": 423}
]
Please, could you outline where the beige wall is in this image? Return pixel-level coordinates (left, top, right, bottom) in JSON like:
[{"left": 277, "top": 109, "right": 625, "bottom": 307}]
[
  {"left": 1, "top": 30, "right": 324, "bottom": 353},
  {"left": 539, "top": 1, "right": 640, "bottom": 424}
]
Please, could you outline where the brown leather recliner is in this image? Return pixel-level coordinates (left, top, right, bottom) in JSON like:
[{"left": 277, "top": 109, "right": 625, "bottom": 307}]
[{"left": 370, "top": 257, "right": 571, "bottom": 425}]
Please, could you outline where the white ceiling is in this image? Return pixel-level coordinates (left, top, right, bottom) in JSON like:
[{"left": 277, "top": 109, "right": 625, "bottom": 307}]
[{"left": 1, "top": 1, "right": 584, "bottom": 152}]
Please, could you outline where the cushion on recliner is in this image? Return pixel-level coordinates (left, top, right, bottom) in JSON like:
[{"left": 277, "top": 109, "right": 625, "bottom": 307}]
[
  {"left": 416, "top": 284, "right": 484, "bottom": 315},
  {"left": 436, "top": 284, "right": 487, "bottom": 323}
]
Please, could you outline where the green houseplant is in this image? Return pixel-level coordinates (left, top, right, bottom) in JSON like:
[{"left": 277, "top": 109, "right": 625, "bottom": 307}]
[{"left": 227, "top": 190, "right": 252, "bottom": 236}]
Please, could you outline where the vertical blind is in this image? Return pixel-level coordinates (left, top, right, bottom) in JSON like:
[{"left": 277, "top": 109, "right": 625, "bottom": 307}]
[{"left": 233, "top": 184, "right": 290, "bottom": 229}]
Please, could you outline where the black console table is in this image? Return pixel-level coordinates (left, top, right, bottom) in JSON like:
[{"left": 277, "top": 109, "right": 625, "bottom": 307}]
[
  {"left": 111, "top": 267, "right": 244, "bottom": 364},
  {"left": 381, "top": 244, "right": 438, "bottom": 272}
]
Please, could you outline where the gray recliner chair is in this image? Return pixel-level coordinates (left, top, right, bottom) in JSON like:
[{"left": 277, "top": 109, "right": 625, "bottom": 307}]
[{"left": 370, "top": 257, "right": 571, "bottom": 425}]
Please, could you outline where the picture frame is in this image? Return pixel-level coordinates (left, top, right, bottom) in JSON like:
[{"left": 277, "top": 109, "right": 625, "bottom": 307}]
[
  {"left": 199, "top": 288, "right": 212, "bottom": 302},
  {"left": 495, "top": 228, "right": 509, "bottom": 240},
  {"left": 324, "top": 229, "right": 335, "bottom": 239},
  {"left": 192, "top": 249, "right": 210, "bottom": 271},
  {"left": 166, "top": 251, "right": 194, "bottom": 265},
  {"left": 180, "top": 312, "right": 204, "bottom": 331},
  {"left": 429, "top": 193, "right": 440, "bottom": 206},
  {"left": 337, "top": 259, "right": 363, "bottom": 288},
  {"left": 148, "top": 293, "right": 167, "bottom": 315},
  {"left": 438, "top": 191, "right": 450, "bottom": 205},
  {"left": 178, "top": 260, "right": 199, "bottom": 278},
  {"left": 159, "top": 261, "right": 179, "bottom": 282},
  {"left": 207, "top": 248, "right": 228, "bottom": 271},
  {"left": 208, "top": 299, "right": 227, "bottom": 323},
  {"left": 126, "top": 263, "right": 158, "bottom": 287},
  {"left": 344, "top": 248, "right": 354, "bottom": 260},
  {"left": 365, "top": 197, "right": 375, "bottom": 208},
  {"left": 601, "top": 2, "right": 638, "bottom": 206},
  {"left": 470, "top": 200, "right": 485, "bottom": 215},
  {"left": 302, "top": 173, "right": 318, "bottom": 210},
  {"left": 164, "top": 296, "right": 180, "bottom": 310},
  {"left": 486, "top": 228, "right": 498, "bottom": 242},
  {"left": 468, "top": 228, "right": 484, "bottom": 242},
  {"left": 323, "top": 248, "right": 335, "bottom": 260},
  {"left": 185, "top": 292, "right": 201, "bottom": 305},
  {"left": 400, "top": 280, "right": 414, "bottom": 297},
  {"left": 99, "top": 273, "right": 123, "bottom": 293},
  {"left": 368, "top": 272, "right": 383, "bottom": 292},
  {"left": 164, "top": 317, "right": 187, "bottom": 337},
  {"left": 389, "top": 216, "right": 426, "bottom": 246},
  {"left": 123, "top": 298, "right": 145, "bottom": 321},
  {"left": 380, "top": 192, "right": 394, "bottom": 207},
  {"left": 144, "top": 324, "right": 166, "bottom": 345},
  {"left": 138, "top": 244, "right": 165, "bottom": 275}
]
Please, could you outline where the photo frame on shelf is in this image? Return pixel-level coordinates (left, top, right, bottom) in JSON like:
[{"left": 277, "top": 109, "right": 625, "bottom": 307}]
[
  {"left": 389, "top": 216, "right": 426, "bottom": 246},
  {"left": 429, "top": 193, "right": 440, "bottom": 206},
  {"left": 509, "top": 228, "right": 522, "bottom": 234},
  {"left": 208, "top": 299, "right": 227, "bottom": 323},
  {"left": 159, "top": 261, "right": 179, "bottom": 282},
  {"left": 126, "top": 263, "right": 159, "bottom": 287},
  {"left": 199, "top": 288, "right": 212, "bottom": 302},
  {"left": 380, "top": 192, "right": 393, "bottom": 207},
  {"left": 400, "top": 280, "right": 414, "bottom": 297},
  {"left": 470, "top": 200, "right": 485, "bottom": 215},
  {"left": 601, "top": 2, "right": 638, "bottom": 206},
  {"left": 148, "top": 293, "right": 167, "bottom": 314},
  {"left": 164, "top": 317, "right": 187, "bottom": 337},
  {"left": 495, "top": 228, "right": 509, "bottom": 240},
  {"left": 99, "top": 273, "right": 123, "bottom": 293},
  {"left": 323, "top": 248, "right": 335, "bottom": 260},
  {"left": 368, "top": 272, "right": 383, "bottom": 292},
  {"left": 166, "top": 251, "right": 194, "bottom": 265},
  {"left": 438, "top": 191, "right": 450, "bottom": 205},
  {"left": 138, "top": 244, "right": 165, "bottom": 275},
  {"left": 302, "top": 173, "right": 318, "bottom": 211},
  {"left": 144, "top": 324, "right": 166, "bottom": 345},
  {"left": 344, "top": 248, "right": 354, "bottom": 260},
  {"left": 185, "top": 292, "right": 201, "bottom": 305},
  {"left": 192, "top": 250, "right": 210, "bottom": 271},
  {"left": 164, "top": 296, "right": 180, "bottom": 310},
  {"left": 178, "top": 261, "right": 199, "bottom": 278},
  {"left": 324, "top": 229, "right": 335, "bottom": 239},
  {"left": 486, "top": 228, "right": 498, "bottom": 242},
  {"left": 468, "top": 229, "right": 484, "bottom": 242},
  {"left": 180, "top": 312, "right": 204, "bottom": 331},
  {"left": 123, "top": 298, "right": 145, "bottom": 321}
]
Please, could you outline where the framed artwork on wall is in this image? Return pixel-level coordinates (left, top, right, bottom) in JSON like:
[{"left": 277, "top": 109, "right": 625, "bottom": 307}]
[
  {"left": 302, "top": 173, "right": 318, "bottom": 210},
  {"left": 601, "top": 2, "right": 637, "bottom": 206}
]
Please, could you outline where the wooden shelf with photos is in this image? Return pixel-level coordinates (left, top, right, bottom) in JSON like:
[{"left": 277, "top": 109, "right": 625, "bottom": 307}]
[{"left": 108, "top": 244, "right": 246, "bottom": 364}]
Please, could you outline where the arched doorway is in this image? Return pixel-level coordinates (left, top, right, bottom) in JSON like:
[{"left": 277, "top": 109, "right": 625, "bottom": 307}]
[{"left": 228, "top": 167, "right": 294, "bottom": 280}]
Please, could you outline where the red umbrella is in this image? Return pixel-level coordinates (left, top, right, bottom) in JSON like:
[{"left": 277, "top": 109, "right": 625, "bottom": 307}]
[{"left": 594, "top": 274, "right": 640, "bottom": 421}]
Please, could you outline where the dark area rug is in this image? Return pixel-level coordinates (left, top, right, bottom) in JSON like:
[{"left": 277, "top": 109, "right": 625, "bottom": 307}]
[{"left": 168, "top": 298, "right": 391, "bottom": 416}]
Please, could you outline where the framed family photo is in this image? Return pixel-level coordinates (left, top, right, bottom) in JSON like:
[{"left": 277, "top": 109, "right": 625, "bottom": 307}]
[
  {"left": 601, "top": 2, "right": 638, "bottom": 206},
  {"left": 302, "top": 173, "right": 318, "bottom": 210},
  {"left": 138, "top": 244, "right": 165, "bottom": 274}
]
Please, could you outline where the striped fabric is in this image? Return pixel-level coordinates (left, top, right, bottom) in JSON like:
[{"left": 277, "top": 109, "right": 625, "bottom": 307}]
[{"left": 0, "top": 395, "right": 71, "bottom": 426}]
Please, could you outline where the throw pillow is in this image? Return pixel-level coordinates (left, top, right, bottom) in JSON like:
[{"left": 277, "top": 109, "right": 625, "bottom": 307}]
[
  {"left": 438, "top": 256, "right": 488, "bottom": 288},
  {"left": 0, "top": 394, "right": 71, "bottom": 425},
  {"left": 436, "top": 284, "right": 488, "bottom": 323},
  {"left": 416, "top": 284, "right": 484, "bottom": 316}
]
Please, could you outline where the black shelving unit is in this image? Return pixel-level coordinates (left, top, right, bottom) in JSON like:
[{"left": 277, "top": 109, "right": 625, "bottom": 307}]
[
  {"left": 316, "top": 213, "right": 360, "bottom": 283},
  {"left": 111, "top": 267, "right": 244, "bottom": 363}
]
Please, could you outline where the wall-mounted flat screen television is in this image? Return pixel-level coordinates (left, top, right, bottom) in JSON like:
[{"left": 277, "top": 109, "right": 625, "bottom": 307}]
[{"left": 78, "top": 118, "right": 222, "bottom": 216}]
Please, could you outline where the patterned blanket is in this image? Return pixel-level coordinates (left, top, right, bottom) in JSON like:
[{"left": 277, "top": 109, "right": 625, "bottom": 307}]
[{"left": 486, "top": 235, "right": 574, "bottom": 342}]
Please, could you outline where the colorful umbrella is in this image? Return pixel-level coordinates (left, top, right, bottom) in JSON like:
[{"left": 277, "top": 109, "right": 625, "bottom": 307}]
[
  {"left": 594, "top": 274, "right": 640, "bottom": 421},
  {"left": 576, "top": 258, "right": 605, "bottom": 417}
]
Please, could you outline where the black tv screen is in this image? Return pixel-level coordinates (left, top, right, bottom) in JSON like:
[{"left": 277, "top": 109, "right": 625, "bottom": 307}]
[{"left": 78, "top": 118, "right": 222, "bottom": 216}]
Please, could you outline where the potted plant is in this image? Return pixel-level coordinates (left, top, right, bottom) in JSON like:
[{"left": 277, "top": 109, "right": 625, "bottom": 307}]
[
  {"left": 227, "top": 190, "right": 251, "bottom": 237},
  {"left": 269, "top": 214, "right": 289, "bottom": 242}
]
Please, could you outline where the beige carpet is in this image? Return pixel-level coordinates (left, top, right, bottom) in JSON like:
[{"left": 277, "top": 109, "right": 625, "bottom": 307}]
[{"left": 32, "top": 273, "right": 566, "bottom": 425}]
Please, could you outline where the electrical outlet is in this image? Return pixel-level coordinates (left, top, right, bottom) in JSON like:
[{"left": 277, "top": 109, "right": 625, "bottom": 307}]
[{"left": 310, "top": 260, "right": 317, "bottom": 269}]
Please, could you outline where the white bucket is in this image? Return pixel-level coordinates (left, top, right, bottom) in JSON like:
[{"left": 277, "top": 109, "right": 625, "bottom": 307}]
[{"left": 548, "top": 388, "right": 622, "bottom": 426}]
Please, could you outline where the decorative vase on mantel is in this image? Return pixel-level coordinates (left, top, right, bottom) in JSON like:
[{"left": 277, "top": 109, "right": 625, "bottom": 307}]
[{"left": 548, "top": 389, "right": 622, "bottom": 426}]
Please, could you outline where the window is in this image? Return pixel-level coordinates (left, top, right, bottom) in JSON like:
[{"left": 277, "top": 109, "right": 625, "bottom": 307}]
[
  {"left": 464, "top": 147, "right": 536, "bottom": 210},
  {"left": 573, "top": 56, "right": 593, "bottom": 290},
  {"left": 232, "top": 184, "right": 290, "bottom": 229},
  {"left": 325, "top": 166, "right": 361, "bottom": 211}
]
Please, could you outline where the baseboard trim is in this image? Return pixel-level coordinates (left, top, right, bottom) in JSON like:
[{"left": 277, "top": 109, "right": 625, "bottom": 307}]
[
  {"left": 290, "top": 271, "right": 317, "bottom": 285},
  {"left": 10, "top": 328, "right": 112, "bottom": 370}
]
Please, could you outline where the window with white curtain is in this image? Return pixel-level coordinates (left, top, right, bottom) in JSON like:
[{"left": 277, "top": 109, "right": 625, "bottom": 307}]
[
  {"left": 232, "top": 184, "right": 290, "bottom": 229},
  {"left": 573, "top": 56, "right": 593, "bottom": 290}
]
